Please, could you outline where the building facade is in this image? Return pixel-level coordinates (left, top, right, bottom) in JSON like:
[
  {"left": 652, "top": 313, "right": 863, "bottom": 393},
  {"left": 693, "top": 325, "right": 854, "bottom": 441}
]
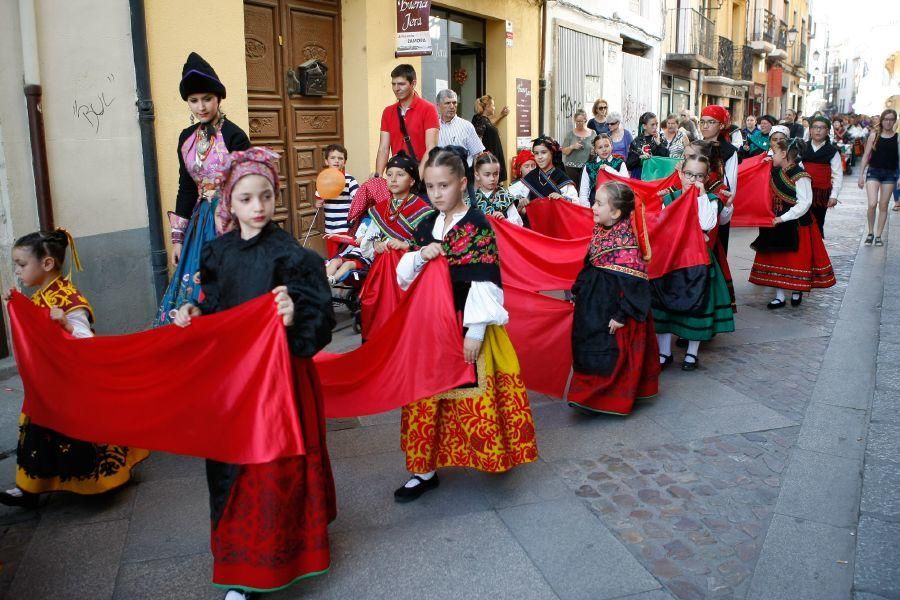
[{"left": 543, "top": 0, "right": 665, "bottom": 137}]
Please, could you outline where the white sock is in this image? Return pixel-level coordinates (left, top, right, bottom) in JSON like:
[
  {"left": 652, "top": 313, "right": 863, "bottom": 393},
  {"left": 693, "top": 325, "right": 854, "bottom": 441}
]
[
  {"left": 5, "top": 487, "right": 23, "bottom": 497},
  {"left": 791, "top": 290, "right": 801, "bottom": 298},
  {"left": 404, "top": 471, "right": 436, "bottom": 488},
  {"left": 657, "top": 333, "right": 672, "bottom": 359},
  {"left": 224, "top": 590, "right": 248, "bottom": 600},
  {"left": 774, "top": 288, "right": 785, "bottom": 302},
  {"left": 685, "top": 341, "right": 700, "bottom": 363}
]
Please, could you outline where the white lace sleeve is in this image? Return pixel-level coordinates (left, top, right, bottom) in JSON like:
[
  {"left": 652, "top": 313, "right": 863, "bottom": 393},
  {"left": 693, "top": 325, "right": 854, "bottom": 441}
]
[
  {"left": 579, "top": 170, "right": 592, "bottom": 205},
  {"left": 697, "top": 193, "right": 719, "bottom": 231},
  {"left": 506, "top": 204, "right": 524, "bottom": 226},
  {"left": 66, "top": 308, "right": 94, "bottom": 339},
  {"left": 781, "top": 178, "right": 813, "bottom": 222},
  {"left": 508, "top": 180, "right": 528, "bottom": 199},
  {"left": 396, "top": 250, "right": 426, "bottom": 290},
  {"left": 561, "top": 183, "right": 583, "bottom": 205},
  {"left": 463, "top": 282, "right": 508, "bottom": 341}
]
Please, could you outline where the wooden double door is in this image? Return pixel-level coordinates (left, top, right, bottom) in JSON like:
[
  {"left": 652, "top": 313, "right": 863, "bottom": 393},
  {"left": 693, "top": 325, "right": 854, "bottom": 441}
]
[{"left": 244, "top": 0, "right": 343, "bottom": 254}]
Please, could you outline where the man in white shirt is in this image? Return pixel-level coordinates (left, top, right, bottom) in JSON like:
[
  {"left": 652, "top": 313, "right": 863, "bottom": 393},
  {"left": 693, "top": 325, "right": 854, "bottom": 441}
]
[{"left": 436, "top": 89, "right": 485, "bottom": 165}]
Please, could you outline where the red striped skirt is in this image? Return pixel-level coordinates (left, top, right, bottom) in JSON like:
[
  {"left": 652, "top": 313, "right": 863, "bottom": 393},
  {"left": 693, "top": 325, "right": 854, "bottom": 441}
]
[{"left": 749, "top": 221, "right": 836, "bottom": 292}]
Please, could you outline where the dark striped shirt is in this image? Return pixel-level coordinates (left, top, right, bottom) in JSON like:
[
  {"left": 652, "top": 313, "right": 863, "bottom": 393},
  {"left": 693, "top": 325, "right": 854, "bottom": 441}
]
[{"left": 317, "top": 173, "right": 359, "bottom": 234}]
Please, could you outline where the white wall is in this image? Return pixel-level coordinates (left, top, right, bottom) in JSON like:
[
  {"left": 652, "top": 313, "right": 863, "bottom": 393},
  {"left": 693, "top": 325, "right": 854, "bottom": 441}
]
[{"left": 35, "top": 0, "right": 148, "bottom": 238}]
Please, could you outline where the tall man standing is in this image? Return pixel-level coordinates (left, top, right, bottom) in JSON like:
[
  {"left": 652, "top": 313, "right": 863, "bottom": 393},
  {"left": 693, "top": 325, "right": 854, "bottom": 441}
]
[
  {"left": 374, "top": 64, "right": 439, "bottom": 178},
  {"left": 436, "top": 89, "right": 485, "bottom": 165}
]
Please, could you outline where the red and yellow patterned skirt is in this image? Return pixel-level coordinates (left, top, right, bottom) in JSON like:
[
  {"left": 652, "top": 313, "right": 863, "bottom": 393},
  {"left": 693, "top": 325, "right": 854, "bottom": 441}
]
[
  {"left": 749, "top": 221, "right": 836, "bottom": 292},
  {"left": 400, "top": 325, "right": 538, "bottom": 474}
]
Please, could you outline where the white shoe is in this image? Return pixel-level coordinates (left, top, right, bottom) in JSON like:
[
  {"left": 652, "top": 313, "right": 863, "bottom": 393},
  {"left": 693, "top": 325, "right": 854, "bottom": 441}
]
[{"left": 224, "top": 590, "right": 249, "bottom": 600}]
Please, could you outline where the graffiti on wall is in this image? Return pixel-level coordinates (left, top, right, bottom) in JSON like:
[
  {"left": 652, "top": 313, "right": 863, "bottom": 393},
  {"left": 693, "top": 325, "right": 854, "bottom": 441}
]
[{"left": 72, "top": 74, "right": 117, "bottom": 134}]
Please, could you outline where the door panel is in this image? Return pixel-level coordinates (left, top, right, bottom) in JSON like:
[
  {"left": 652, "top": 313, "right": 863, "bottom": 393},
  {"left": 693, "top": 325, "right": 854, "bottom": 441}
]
[{"left": 244, "top": 0, "right": 342, "bottom": 253}]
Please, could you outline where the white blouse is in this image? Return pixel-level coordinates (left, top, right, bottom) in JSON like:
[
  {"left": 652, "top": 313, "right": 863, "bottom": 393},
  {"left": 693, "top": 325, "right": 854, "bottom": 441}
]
[
  {"left": 397, "top": 209, "right": 508, "bottom": 341},
  {"left": 66, "top": 308, "right": 94, "bottom": 339}
]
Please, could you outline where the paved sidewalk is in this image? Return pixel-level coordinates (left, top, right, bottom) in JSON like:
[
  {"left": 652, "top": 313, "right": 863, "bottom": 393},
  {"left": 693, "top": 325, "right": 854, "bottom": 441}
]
[{"left": 0, "top": 170, "right": 894, "bottom": 599}]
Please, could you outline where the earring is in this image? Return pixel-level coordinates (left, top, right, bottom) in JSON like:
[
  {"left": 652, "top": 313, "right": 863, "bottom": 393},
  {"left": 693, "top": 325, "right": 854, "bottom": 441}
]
[{"left": 190, "top": 113, "right": 195, "bottom": 125}]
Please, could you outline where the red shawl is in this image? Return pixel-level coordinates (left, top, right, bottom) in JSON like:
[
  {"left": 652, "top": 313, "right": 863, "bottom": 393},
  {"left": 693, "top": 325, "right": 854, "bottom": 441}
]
[
  {"left": 730, "top": 154, "right": 776, "bottom": 227},
  {"left": 526, "top": 199, "right": 594, "bottom": 239}
]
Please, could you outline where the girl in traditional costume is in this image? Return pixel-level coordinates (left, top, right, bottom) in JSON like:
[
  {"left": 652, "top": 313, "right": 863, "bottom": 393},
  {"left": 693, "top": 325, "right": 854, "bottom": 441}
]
[
  {"left": 520, "top": 136, "right": 580, "bottom": 203},
  {"left": 568, "top": 182, "right": 659, "bottom": 415},
  {"left": 393, "top": 148, "right": 538, "bottom": 502},
  {"left": 174, "top": 148, "right": 336, "bottom": 599},
  {"left": 653, "top": 155, "right": 735, "bottom": 371},
  {"left": 580, "top": 134, "right": 629, "bottom": 205},
  {"left": 749, "top": 138, "right": 836, "bottom": 309},
  {"left": 473, "top": 152, "right": 523, "bottom": 225},
  {"left": 802, "top": 115, "right": 843, "bottom": 236},
  {"left": 0, "top": 230, "right": 148, "bottom": 508},
  {"left": 358, "top": 151, "right": 434, "bottom": 253},
  {"left": 156, "top": 53, "right": 251, "bottom": 326},
  {"left": 627, "top": 112, "right": 670, "bottom": 179}
]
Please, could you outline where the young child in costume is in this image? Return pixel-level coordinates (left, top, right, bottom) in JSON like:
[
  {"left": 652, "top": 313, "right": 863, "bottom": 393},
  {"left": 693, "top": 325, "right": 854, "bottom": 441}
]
[
  {"left": 358, "top": 151, "right": 434, "bottom": 253},
  {"left": 579, "top": 134, "right": 629, "bottom": 205},
  {"left": 802, "top": 115, "right": 843, "bottom": 236},
  {"left": 568, "top": 182, "right": 660, "bottom": 415},
  {"left": 653, "top": 155, "right": 735, "bottom": 371},
  {"left": 520, "top": 136, "right": 580, "bottom": 204},
  {"left": 508, "top": 149, "right": 538, "bottom": 200},
  {"left": 315, "top": 143, "right": 360, "bottom": 257},
  {"left": 749, "top": 138, "right": 836, "bottom": 308},
  {"left": 324, "top": 216, "right": 375, "bottom": 286},
  {"left": 393, "top": 148, "right": 538, "bottom": 502},
  {"left": 174, "top": 147, "right": 336, "bottom": 600},
  {"left": 473, "top": 152, "right": 524, "bottom": 225},
  {"left": 0, "top": 230, "right": 148, "bottom": 508}
]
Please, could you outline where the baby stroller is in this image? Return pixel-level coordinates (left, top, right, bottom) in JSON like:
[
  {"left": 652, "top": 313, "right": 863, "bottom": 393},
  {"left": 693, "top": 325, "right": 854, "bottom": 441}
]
[{"left": 324, "top": 233, "right": 369, "bottom": 334}]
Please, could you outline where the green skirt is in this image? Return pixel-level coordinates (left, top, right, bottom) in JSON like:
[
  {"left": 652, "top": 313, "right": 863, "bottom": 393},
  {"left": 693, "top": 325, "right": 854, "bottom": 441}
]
[{"left": 652, "top": 251, "right": 735, "bottom": 341}]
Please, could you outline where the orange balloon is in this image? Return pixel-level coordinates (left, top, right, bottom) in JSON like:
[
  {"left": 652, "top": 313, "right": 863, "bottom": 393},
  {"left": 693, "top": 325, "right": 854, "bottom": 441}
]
[{"left": 316, "top": 167, "right": 345, "bottom": 199}]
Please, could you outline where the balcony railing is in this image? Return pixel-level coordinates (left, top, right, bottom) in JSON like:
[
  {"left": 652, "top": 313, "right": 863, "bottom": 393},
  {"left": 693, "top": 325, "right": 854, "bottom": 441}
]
[
  {"left": 715, "top": 38, "right": 754, "bottom": 82},
  {"left": 799, "top": 42, "right": 807, "bottom": 66},
  {"left": 664, "top": 8, "right": 716, "bottom": 69},
  {"left": 736, "top": 45, "right": 754, "bottom": 81},
  {"left": 750, "top": 9, "right": 776, "bottom": 44},
  {"left": 717, "top": 36, "right": 734, "bottom": 78},
  {"left": 776, "top": 20, "right": 788, "bottom": 50}
]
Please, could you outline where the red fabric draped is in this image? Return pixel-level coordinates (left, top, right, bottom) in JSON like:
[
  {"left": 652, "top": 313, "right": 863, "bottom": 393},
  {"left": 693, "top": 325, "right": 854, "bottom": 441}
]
[
  {"left": 804, "top": 162, "right": 832, "bottom": 190},
  {"left": 359, "top": 249, "right": 404, "bottom": 338},
  {"left": 731, "top": 154, "right": 776, "bottom": 227},
  {"left": 526, "top": 199, "right": 594, "bottom": 239},
  {"left": 505, "top": 286, "right": 574, "bottom": 398},
  {"left": 491, "top": 216, "right": 587, "bottom": 291},
  {"left": 316, "top": 256, "right": 474, "bottom": 418},
  {"left": 645, "top": 187, "right": 710, "bottom": 279},
  {"left": 8, "top": 293, "right": 304, "bottom": 464},
  {"left": 594, "top": 169, "right": 681, "bottom": 214}
]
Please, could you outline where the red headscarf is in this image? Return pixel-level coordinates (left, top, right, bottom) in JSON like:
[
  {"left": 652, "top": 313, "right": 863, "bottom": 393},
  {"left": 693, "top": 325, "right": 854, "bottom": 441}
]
[
  {"left": 701, "top": 105, "right": 730, "bottom": 125},
  {"left": 511, "top": 149, "right": 537, "bottom": 180}
]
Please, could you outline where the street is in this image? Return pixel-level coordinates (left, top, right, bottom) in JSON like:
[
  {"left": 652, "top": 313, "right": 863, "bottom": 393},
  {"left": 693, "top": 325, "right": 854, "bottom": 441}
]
[{"left": 0, "top": 168, "right": 896, "bottom": 600}]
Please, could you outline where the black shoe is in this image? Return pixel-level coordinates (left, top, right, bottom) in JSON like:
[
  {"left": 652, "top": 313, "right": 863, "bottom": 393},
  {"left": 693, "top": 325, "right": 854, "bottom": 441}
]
[
  {"left": 681, "top": 353, "right": 699, "bottom": 372},
  {"left": 0, "top": 490, "right": 39, "bottom": 509},
  {"left": 864, "top": 233, "right": 874, "bottom": 245},
  {"left": 659, "top": 353, "right": 673, "bottom": 370},
  {"left": 790, "top": 292, "right": 803, "bottom": 306},
  {"left": 394, "top": 474, "right": 440, "bottom": 503},
  {"left": 767, "top": 299, "right": 786, "bottom": 310},
  {"left": 874, "top": 236, "right": 884, "bottom": 247},
  {"left": 675, "top": 337, "right": 688, "bottom": 349}
]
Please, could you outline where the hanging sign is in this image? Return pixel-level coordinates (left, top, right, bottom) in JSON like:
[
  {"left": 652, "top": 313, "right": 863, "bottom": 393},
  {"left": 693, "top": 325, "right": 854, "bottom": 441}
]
[
  {"left": 516, "top": 78, "right": 532, "bottom": 149},
  {"left": 395, "top": 0, "right": 432, "bottom": 58}
]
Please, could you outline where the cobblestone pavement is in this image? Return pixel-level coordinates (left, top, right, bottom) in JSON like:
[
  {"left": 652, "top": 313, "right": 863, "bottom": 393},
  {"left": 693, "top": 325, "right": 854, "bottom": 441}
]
[{"left": 0, "top": 168, "right": 891, "bottom": 600}]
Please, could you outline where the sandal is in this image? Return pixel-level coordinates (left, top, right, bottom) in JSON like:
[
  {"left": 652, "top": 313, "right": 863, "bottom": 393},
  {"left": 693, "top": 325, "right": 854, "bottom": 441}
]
[
  {"left": 874, "top": 237, "right": 884, "bottom": 247},
  {"left": 681, "top": 353, "right": 699, "bottom": 372},
  {"left": 864, "top": 234, "right": 874, "bottom": 245},
  {"left": 659, "top": 353, "right": 673, "bottom": 369},
  {"left": 892, "top": 203, "right": 900, "bottom": 211}
]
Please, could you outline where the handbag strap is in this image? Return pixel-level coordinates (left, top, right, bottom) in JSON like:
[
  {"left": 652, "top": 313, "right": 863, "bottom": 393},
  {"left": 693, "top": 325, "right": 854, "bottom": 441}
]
[{"left": 396, "top": 104, "right": 418, "bottom": 161}]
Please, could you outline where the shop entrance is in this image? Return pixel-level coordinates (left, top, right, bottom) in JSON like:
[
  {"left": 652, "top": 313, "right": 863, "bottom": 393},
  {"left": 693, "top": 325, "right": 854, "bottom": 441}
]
[{"left": 422, "top": 10, "right": 485, "bottom": 119}]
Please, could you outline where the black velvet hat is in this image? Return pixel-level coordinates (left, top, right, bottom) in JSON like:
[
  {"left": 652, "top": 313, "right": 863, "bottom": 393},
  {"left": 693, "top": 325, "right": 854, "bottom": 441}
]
[{"left": 179, "top": 52, "right": 226, "bottom": 100}]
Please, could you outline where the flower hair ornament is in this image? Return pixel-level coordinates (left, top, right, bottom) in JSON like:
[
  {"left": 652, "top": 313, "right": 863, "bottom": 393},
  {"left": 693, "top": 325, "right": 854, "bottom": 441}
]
[{"left": 214, "top": 147, "right": 281, "bottom": 234}]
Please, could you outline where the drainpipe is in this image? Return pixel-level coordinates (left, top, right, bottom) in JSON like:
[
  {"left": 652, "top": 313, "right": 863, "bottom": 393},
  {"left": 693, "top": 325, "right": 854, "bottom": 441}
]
[
  {"left": 538, "top": 0, "right": 547, "bottom": 135},
  {"left": 19, "top": 0, "right": 53, "bottom": 231},
  {"left": 129, "top": 0, "right": 168, "bottom": 302}
]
